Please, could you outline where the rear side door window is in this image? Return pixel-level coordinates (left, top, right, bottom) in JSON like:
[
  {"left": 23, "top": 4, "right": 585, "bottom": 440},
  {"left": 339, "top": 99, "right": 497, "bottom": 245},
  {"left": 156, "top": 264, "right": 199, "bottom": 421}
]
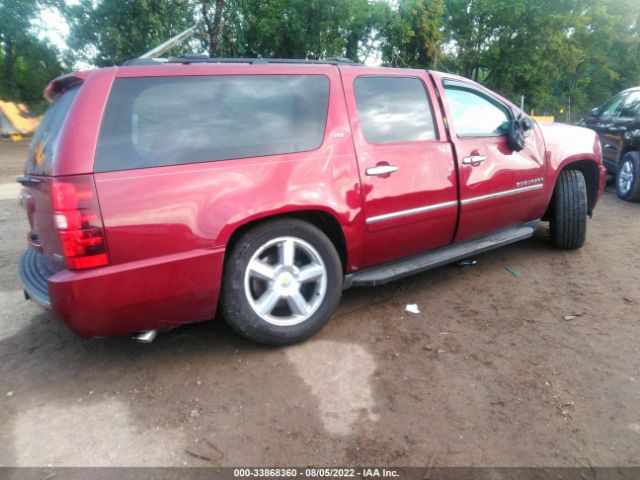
[
  {"left": 95, "top": 75, "right": 330, "bottom": 172},
  {"left": 354, "top": 76, "right": 436, "bottom": 143}
]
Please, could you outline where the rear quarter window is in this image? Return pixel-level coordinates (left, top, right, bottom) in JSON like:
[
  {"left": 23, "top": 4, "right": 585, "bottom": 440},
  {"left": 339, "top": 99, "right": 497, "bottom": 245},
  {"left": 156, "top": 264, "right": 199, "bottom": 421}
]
[
  {"left": 95, "top": 75, "right": 330, "bottom": 172},
  {"left": 25, "top": 86, "right": 80, "bottom": 175}
]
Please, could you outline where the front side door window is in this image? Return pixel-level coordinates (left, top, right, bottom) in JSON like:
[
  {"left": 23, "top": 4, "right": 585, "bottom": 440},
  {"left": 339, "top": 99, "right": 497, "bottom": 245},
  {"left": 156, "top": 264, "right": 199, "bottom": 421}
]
[
  {"left": 599, "top": 93, "right": 627, "bottom": 120},
  {"left": 443, "top": 86, "right": 510, "bottom": 137},
  {"left": 616, "top": 91, "right": 640, "bottom": 118}
]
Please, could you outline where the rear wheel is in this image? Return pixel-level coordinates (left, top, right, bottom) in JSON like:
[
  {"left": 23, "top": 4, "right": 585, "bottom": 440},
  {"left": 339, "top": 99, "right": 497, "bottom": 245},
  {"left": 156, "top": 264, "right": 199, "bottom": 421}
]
[
  {"left": 221, "top": 219, "right": 343, "bottom": 345},
  {"left": 616, "top": 152, "right": 640, "bottom": 201},
  {"left": 549, "top": 169, "right": 587, "bottom": 250}
]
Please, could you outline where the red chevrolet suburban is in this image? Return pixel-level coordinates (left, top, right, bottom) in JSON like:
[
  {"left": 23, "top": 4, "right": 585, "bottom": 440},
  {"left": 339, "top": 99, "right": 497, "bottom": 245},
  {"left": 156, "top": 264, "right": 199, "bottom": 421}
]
[{"left": 18, "top": 57, "right": 606, "bottom": 345}]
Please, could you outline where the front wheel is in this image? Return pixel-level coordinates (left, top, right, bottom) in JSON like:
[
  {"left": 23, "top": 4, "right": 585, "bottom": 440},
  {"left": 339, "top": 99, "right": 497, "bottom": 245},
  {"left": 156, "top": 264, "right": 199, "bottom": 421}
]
[
  {"left": 616, "top": 152, "right": 640, "bottom": 201},
  {"left": 549, "top": 169, "right": 588, "bottom": 250},
  {"left": 221, "top": 219, "right": 343, "bottom": 345}
]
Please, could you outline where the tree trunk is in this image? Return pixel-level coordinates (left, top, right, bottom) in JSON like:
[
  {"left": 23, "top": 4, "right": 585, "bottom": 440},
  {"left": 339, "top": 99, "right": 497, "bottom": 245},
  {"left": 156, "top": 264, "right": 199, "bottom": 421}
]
[
  {"left": 345, "top": 31, "right": 359, "bottom": 61},
  {"left": 202, "top": 0, "right": 224, "bottom": 58},
  {"left": 4, "top": 36, "right": 15, "bottom": 95}
]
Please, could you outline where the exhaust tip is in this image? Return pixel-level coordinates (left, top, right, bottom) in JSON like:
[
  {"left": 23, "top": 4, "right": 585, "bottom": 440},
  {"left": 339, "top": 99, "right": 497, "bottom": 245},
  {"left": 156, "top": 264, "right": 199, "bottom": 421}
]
[{"left": 133, "top": 330, "right": 157, "bottom": 344}]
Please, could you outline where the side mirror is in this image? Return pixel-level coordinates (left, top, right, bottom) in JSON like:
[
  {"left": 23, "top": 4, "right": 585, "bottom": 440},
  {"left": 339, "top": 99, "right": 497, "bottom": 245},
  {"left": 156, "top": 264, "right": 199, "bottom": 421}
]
[
  {"left": 506, "top": 114, "right": 529, "bottom": 152},
  {"left": 520, "top": 115, "right": 534, "bottom": 131},
  {"left": 591, "top": 107, "right": 600, "bottom": 117}
]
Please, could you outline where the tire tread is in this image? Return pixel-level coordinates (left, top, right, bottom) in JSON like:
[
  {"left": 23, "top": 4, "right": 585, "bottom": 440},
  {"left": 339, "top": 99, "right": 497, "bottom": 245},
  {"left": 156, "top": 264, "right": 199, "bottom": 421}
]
[
  {"left": 220, "top": 219, "right": 343, "bottom": 346},
  {"left": 550, "top": 169, "right": 587, "bottom": 250}
]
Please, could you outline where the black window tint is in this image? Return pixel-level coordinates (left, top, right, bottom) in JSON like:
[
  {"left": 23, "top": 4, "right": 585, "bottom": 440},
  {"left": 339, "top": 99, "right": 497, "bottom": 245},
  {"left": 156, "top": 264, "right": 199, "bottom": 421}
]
[
  {"left": 599, "top": 93, "right": 627, "bottom": 118},
  {"left": 25, "top": 86, "right": 79, "bottom": 175},
  {"left": 354, "top": 76, "right": 436, "bottom": 143},
  {"left": 95, "top": 75, "right": 330, "bottom": 172},
  {"left": 444, "top": 85, "right": 510, "bottom": 136},
  {"left": 617, "top": 91, "right": 640, "bottom": 117}
]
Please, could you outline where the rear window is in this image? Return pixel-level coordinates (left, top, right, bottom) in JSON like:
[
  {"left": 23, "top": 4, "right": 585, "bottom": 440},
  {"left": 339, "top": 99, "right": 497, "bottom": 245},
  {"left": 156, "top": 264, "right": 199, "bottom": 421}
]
[
  {"left": 95, "top": 75, "right": 330, "bottom": 172},
  {"left": 26, "top": 86, "right": 79, "bottom": 175}
]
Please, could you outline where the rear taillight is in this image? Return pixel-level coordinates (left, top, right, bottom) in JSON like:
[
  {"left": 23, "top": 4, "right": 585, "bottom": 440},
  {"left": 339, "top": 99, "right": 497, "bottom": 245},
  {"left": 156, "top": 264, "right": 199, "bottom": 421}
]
[{"left": 51, "top": 176, "right": 109, "bottom": 270}]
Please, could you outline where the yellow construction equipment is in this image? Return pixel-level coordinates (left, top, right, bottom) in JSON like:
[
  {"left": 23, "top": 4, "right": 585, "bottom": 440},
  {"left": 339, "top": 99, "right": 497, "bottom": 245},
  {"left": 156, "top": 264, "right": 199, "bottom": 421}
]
[
  {"left": 0, "top": 100, "right": 42, "bottom": 136},
  {"left": 532, "top": 115, "right": 555, "bottom": 123}
]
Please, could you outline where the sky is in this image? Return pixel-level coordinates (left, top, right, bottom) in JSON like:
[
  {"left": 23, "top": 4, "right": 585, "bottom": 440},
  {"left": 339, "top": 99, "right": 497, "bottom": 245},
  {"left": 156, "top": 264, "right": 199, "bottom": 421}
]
[{"left": 34, "top": 7, "right": 71, "bottom": 53}]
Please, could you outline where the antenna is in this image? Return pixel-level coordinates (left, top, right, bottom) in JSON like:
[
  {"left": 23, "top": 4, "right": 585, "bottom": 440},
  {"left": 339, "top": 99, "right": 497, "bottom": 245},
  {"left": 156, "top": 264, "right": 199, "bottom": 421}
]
[{"left": 139, "top": 26, "right": 197, "bottom": 59}]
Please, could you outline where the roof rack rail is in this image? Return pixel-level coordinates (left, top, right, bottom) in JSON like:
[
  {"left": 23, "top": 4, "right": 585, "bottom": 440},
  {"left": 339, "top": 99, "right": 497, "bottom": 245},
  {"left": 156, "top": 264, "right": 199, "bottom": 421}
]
[
  {"left": 165, "top": 54, "right": 361, "bottom": 66},
  {"left": 122, "top": 57, "right": 169, "bottom": 66}
]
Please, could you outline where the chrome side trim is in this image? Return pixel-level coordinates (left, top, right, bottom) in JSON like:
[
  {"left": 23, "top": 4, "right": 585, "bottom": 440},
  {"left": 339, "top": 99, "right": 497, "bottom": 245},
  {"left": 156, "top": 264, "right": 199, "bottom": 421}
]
[
  {"left": 366, "top": 200, "right": 457, "bottom": 224},
  {"left": 461, "top": 183, "right": 543, "bottom": 205},
  {"left": 366, "top": 183, "right": 543, "bottom": 224}
]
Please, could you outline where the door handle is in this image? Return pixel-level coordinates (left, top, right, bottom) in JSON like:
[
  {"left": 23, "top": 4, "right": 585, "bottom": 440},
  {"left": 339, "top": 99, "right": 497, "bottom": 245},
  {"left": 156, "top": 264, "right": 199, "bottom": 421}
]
[
  {"left": 365, "top": 165, "right": 399, "bottom": 176},
  {"left": 462, "top": 155, "right": 487, "bottom": 165}
]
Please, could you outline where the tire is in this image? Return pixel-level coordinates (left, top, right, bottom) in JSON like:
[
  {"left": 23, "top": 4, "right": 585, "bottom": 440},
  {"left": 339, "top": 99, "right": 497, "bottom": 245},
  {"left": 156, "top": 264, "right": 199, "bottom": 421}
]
[
  {"left": 549, "top": 169, "right": 588, "bottom": 250},
  {"left": 221, "top": 219, "right": 343, "bottom": 346},
  {"left": 615, "top": 152, "right": 640, "bottom": 201}
]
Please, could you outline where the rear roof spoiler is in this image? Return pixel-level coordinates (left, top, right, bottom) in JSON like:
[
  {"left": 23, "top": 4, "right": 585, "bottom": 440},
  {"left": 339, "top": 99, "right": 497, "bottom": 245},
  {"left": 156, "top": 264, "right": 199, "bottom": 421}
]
[{"left": 44, "top": 72, "right": 88, "bottom": 103}]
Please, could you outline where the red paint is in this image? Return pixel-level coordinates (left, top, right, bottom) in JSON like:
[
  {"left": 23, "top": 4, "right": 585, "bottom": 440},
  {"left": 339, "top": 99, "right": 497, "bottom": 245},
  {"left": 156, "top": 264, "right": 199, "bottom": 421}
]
[
  {"left": 339, "top": 68, "right": 458, "bottom": 266},
  {"left": 20, "top": 63, "right": 605, "bottom": 337}
]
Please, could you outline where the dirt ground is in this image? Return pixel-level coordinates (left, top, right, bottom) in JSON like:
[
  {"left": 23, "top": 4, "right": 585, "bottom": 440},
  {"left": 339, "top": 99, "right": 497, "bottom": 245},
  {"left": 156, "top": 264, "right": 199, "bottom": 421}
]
[{"left": 0, "top": 137, "right": 638, "bottom": 467}]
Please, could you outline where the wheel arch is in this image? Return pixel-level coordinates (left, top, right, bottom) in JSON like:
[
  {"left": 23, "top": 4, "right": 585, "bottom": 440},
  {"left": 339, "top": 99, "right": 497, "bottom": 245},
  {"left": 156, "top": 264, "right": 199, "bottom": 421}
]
[
  {"left": 619, "top": 146, "right": 637, "bottom": 162},
  {"left": 544, "top": 159, "right": 600, "bottom": 219},
  {"left": 223, "top": 210, "right": 349, "bottom": 273}
]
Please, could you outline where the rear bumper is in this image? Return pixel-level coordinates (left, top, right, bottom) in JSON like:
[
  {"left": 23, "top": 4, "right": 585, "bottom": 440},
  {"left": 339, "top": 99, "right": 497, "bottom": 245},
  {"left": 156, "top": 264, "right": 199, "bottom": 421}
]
[
  {"left": 19, "top": 247, "right": 225, "bottom": 337},
  {"left": 19, "top": 249, "right": 54, "bottom": 309}
]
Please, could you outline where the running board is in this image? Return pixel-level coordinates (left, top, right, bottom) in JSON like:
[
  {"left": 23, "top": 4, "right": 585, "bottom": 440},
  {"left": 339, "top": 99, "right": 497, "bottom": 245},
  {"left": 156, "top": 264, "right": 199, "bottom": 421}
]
[{"left": 344, "top": 221, "right": 539, "bottom": 288}]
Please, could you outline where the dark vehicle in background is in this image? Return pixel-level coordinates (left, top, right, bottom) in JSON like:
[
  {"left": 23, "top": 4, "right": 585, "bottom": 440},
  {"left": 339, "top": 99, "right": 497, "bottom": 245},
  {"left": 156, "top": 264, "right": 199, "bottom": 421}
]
[{"left": 581, "top": 88, "right": 640, "bottom": 201}]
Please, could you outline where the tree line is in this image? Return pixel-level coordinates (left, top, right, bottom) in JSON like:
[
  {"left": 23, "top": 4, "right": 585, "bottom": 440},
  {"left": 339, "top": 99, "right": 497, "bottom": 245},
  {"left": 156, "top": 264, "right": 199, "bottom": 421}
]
[{"left": 1, "top": 0, "right": 639, "bottom": 119}]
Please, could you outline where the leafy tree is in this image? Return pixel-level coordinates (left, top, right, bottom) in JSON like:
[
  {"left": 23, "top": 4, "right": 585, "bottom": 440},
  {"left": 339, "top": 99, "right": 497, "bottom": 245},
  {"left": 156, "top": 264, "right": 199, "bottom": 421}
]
[
  {"left": 199, "top": 0, "right": 225, "bottom": 57},
  {"left": 66, "top": 0, "right": 373, "bottom": 63},
  {"left": 219, "top": 0, "right": 372, "bottom": 60},
  {"left": 441, "top": 0, "right": 640, "bottom": 119},
  {"left": 7, "top": 0, "right": 640, "bottom": 122},
  {"left": 0, "top": 0, "right": 65, "bottom": 109},
  {"left": 376, "top": 0, "right": 443, "bottom": 68},
  {"left": 566, "top": 0, "right": 640, "bottom": 115},
  {"left": 66, "top": 0, "right": 193, "bottom": 66},
  {"left": 442, "top": 1, "right": 578, "bottom": 101},
  {"left": 0, "top": 0, "right": 34, "bottom": 94}
]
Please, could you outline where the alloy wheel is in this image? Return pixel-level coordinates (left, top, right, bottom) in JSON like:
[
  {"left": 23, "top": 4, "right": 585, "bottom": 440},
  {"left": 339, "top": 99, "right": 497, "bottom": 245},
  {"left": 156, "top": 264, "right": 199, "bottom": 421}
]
[
  {"left": 244, "top": 236, "right": 328, "bottom": 326},
  {"left": 618, "top": 159, "right": 634, "bottom": 195}
]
